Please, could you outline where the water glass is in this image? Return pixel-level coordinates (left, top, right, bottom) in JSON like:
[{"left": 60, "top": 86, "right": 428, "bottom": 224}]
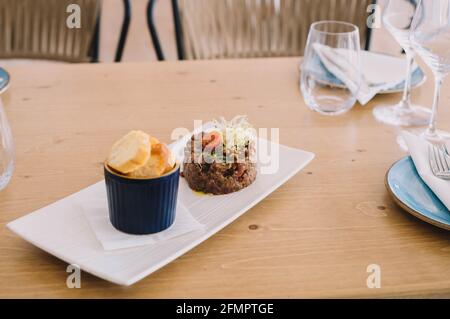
[
  {"left": 0, "top": 96, "right": 14, "bottom": 191},
  {"left": 301, "top": 21, "right": 362, "bottom": 116}
]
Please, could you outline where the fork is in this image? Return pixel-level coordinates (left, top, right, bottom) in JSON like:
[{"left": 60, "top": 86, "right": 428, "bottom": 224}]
[
  {"left": 440, "top": 143, "right": 450, "bottom": 156},
  {"left": 428, "top": 144, "right": 450, "bottom": 179}
]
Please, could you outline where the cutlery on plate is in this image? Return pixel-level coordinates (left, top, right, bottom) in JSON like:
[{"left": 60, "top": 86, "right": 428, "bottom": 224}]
[
  {"left": 440, "top": 143, "right": 449, "bottom": 156},
  {"left": 429, "top": 144, "right": 450, "bottom": 179}
]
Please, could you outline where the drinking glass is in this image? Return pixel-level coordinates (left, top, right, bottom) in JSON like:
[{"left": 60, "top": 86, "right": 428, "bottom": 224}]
[
  {"left": 372, "top": 0, "right": 430, "bottom": 126},
  {"left": 301, "top": 21, "right": 362, "bottom": 116},
  {"left": 411, "top": 0, "right": 450, "bottom": 142},
  {"left": 0, "top": 96, "right": 14, "bottom": 191}
]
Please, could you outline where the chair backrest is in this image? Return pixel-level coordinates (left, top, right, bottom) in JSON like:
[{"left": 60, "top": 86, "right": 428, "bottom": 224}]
[
  {"left": 0, "top": 0, "right": 101, "bottom": 62},
  {"left": 177, "top": 0, "right": 374, "bottom": 60}
]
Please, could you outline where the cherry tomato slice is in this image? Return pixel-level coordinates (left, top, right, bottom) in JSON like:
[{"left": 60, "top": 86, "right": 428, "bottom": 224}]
[{"left": 202, "top": 131, "right": 222, "bottom": 150}]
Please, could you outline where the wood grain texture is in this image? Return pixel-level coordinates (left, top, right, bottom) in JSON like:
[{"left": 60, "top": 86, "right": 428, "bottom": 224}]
[{"left": 0, "top": 58, "right": 450, "bottom": 298}]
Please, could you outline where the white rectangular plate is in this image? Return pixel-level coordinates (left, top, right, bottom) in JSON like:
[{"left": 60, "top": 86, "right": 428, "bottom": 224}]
[{"left": 7, "top": 129, "right": 314, "bottom": 286}]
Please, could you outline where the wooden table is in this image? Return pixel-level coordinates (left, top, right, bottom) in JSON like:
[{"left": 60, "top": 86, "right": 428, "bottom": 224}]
[{"left": 1, "top": 58, "right": 449, "bottom": 298}]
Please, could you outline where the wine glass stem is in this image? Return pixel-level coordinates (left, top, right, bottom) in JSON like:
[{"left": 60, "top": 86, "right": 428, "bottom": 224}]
[
  {"left": 426, "top": 73, "right": 443, "bottom": 137},
  {"left": 398, "top": 53, "right": 414, "bottom": 110}
]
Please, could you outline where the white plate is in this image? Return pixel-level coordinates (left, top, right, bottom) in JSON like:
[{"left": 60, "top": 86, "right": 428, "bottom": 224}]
[{"left": 7, "top": 126, "right": 314, "bottom": 286}]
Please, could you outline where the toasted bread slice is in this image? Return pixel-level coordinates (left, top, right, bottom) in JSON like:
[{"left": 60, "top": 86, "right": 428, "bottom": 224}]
[
  {"left": 128, "top": 142, "right": 175, "bottom": 178},
  {"left": 164, "top": 148, "right": 176, "bottom": 173},
  {"left": 150, "top": 136, "right": 160, "bottom": 145},
  {"left": 107, "top": 130, "right": 151, "bottom": 174}
]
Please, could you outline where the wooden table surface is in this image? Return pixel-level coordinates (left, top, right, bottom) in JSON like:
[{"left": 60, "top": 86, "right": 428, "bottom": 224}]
[{"left": 0, "top": 58, "right": 449, "bottom": 298}]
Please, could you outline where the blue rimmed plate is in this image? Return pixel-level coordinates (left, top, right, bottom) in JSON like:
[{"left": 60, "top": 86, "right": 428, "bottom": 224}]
[
  {"left": 302, "top": 50, "right": 426, "bottom": 94},
  {"left": 0, "top": 67, "right": 10, "bottom": 94},
  {"left": 386, "top": 156, "right": 450, "bottom": 231}
]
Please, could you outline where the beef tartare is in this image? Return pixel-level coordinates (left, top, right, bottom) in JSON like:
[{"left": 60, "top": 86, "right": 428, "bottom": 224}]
[{"left": 182, "top": 116, "right": 257, "bottom": 195}]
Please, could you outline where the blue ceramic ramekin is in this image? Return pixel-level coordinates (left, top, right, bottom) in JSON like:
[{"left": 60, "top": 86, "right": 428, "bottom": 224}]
[{"left": 104, "top": 163, "right": 180, "bottom": 235}]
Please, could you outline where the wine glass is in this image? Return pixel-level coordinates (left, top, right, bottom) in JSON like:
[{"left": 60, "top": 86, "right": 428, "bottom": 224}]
[
  {"left": 0, "top": 96, "right": 14, "bottom": 191},
  {"left": 301, "top": 21, "right": 362, "bottom": 116},
  {"left": 411, "top": 0, "right": 450, "bottom": 143},
  {"left": 372, "top": 0, "right": 431, "bottom": 126}
]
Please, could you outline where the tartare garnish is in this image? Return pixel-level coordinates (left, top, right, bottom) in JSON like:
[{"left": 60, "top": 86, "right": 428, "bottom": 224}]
[{"left": 212, "top": 115, "right": 256, "bottom": 156}]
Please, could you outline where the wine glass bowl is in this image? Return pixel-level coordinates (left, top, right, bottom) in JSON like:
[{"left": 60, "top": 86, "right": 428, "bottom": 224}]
[{"left": 384, "top": 12, "right": 415, "bottom": 52}]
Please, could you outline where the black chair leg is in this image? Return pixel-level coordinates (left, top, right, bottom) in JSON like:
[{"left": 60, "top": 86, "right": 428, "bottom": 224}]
[
  {"left": 172, "top": 0, "right": 184, "bottom": 60},
  {"left": 91, "top": 16, "right": 101, "bottom": 62},
  {"left": 365, "top": 0, "right": 378, "bottom": 51},
  {"left": 147, "top": 0, "right": 165, "bottom": 61},
  {"left": 115, "top": 0, "right": 131, "bottom": 62}
]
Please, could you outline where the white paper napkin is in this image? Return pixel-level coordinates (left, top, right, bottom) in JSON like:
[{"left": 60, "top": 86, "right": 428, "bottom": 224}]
[
  {"left": 361, "top": 51, "right": 416, "bottom": 87},
  {"left": 313, "top": 44, "right": 417, "bottom": 105},
  {"left": 402, "top": 131, "right": 450, "bottom": 210},
  {"left": 80, "top": 189, "right": 205, "bottom": 251}
]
